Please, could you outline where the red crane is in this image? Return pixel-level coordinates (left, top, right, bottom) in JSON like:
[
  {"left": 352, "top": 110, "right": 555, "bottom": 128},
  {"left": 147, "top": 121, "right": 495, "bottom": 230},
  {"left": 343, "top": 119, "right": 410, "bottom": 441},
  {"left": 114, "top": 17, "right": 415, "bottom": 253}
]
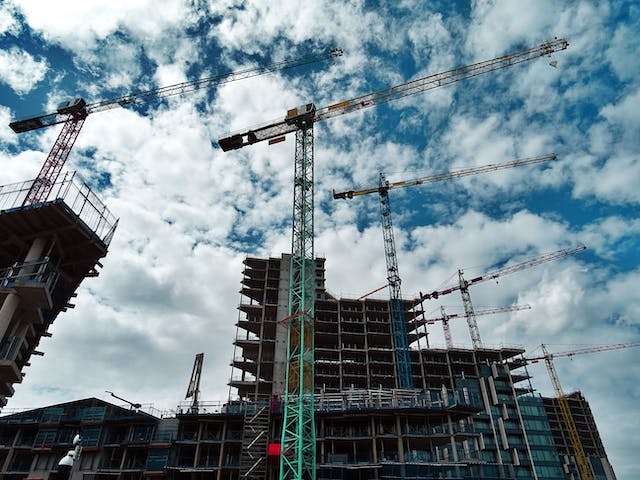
[
  {"left": 420, "top": 244, "right": 587, "bottom": 348},
  {"left": 8, "top": 48, "right": 342, "bottom": 206}
]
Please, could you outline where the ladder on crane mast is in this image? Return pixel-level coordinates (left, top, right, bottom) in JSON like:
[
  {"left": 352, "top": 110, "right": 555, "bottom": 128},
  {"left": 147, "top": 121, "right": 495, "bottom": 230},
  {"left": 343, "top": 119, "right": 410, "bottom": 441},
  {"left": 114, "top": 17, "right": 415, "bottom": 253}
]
[{"left": 218, "top": 38, "right": 569, "bottom": 480}]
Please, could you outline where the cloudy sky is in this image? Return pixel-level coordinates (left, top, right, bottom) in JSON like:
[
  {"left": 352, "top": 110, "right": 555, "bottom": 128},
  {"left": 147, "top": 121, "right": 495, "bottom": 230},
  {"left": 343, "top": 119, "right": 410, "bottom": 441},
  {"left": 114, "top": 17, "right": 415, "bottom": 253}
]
[{"left": 0, "top": 0, "right": 638, "bottom": 477}]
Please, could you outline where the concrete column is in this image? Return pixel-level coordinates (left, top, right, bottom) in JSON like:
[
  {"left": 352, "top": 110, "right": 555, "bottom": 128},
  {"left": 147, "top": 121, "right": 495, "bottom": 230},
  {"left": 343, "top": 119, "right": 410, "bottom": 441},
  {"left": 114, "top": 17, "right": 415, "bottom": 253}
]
[
  {"left": 273, "top": 254, "right": 291, "bottom": 396},
  {"left": 0, "top": 294, "right": 20, "bottom": 346},
  {"left": 0, "top": 238, "right": 48, "bottom": 349},
  {"left": 24, "top": 237, "right": 47, "bottom": 262},
  {"left": 395, "top": 414, "right": 404, "bottom": 462}
]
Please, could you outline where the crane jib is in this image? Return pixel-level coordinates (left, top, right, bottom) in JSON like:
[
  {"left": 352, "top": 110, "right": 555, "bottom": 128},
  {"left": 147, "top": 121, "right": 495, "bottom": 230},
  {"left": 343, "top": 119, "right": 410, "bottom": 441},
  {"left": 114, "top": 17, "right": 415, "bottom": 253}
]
[
  {"left": 9, "top": 47, "right": 342, "bottom": 135},
  {"left": 217, "top": 39, "right": 569, "bottom": 152}
]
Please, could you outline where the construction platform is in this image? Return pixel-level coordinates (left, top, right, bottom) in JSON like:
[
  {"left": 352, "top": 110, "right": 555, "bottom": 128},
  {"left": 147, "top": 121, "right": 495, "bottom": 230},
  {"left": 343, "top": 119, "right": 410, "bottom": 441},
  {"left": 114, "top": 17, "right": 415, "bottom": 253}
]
[{"left": 0, "top": 172, "right": 117, "bottom": 405}]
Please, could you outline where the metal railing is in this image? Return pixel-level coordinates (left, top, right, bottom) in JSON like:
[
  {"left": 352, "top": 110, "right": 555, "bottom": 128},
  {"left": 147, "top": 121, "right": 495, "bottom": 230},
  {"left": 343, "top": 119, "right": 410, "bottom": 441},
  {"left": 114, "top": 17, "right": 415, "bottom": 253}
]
[
  {"left": 172, "top": 388, "right": 482, "bottom": 418},
  {"left": 0, "top": 336, "right": 24, "bottom": 361},
  {"left": 0, "top": 257, "right": 60, "bottom": 291},
  {"left": 0, "top": 171, "right": 118, "bottom": 246},
  {"left": 312, "top": 388, "right": 482, "bottom": 412}
]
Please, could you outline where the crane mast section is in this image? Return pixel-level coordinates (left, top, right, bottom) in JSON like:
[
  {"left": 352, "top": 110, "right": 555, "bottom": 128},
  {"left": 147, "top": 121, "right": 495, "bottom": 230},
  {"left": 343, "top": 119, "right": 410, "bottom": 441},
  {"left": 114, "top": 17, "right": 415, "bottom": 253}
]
[
  {"left": 186, "top": 353, "right": 204, "bottom": 399},
  {"left": 333, "top": 153, "right": 556, "bottom": 199},
  {"left": 379, "top": 179, "right": 412, "bottom": 388},
  {"left": 218, "top": 39, "right": 568, "bottom": 151},
  {"left": 440, "top": 307, "right": 453, "bottom": 349},
  {"left": 23, "top": 116, "right": 86, "bottom": 205},
  {"left": 10, "top": 48, "right": 343, "bottom": 133},
  {"left": 279, "top": 124, "right": 316, "bottom": 480},
  {"left": 459, "top": 269, "right": 483, "bottom": 348}
]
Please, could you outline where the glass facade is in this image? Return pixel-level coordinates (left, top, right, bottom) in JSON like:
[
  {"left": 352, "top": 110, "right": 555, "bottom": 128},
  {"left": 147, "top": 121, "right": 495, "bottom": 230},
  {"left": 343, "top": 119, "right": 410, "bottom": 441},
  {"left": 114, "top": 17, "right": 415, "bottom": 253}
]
[{"left": 519, "top": 395, "right": 565, "bottom": 480}]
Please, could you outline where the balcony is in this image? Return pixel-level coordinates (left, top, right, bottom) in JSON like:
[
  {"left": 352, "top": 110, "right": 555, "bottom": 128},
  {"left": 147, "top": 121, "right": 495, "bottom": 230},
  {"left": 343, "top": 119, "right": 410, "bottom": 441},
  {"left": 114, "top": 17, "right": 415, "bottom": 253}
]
[
  {"left": 0, "top": 259, "right": 60, "bottom": 309},
  {"left": 0, "top": 336, "right": 27, "bottom": 383}
]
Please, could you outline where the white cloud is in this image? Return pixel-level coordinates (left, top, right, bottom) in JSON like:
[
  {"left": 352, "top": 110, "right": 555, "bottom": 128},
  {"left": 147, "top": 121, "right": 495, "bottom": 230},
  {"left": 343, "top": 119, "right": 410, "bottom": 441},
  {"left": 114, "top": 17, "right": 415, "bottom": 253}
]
[
  {"left": 0, "top": 148, "right": 45, "bottom": 184},
  {"left": 14, "top": 0, "right": 193, "bottom": 51},
  {"left": 0, "top": 2, "right": 20, "bottom": 36},
  {"left": 569, "top": 88, "right": 640, "bottom": 205},
  {"left": 607, "top": 23, "right": 640, "bottom": 82},
  {"left": 0, "top": 106, "right": 18, "bottom": 144},
  {"left": 466, "top": 0, "right": 564, "bottom": 57},
  {"left": 211, "top": 1, "right": 386, "bottom": 56},
  {"left": 600, "top": 88, "right": 640, "bottom": 141},
  {"left": 0, "top": 46, "right": 47, "bottom": 94},
  {"left": 578, "top": 216, "right": 640, "bottom": 259}
]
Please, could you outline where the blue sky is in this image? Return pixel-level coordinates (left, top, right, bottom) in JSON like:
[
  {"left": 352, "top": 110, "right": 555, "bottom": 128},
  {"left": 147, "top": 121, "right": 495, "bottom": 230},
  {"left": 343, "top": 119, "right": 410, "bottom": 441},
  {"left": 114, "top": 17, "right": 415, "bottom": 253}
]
[{"left": 0, "top": 0, "right": 639, "bottom": 477}]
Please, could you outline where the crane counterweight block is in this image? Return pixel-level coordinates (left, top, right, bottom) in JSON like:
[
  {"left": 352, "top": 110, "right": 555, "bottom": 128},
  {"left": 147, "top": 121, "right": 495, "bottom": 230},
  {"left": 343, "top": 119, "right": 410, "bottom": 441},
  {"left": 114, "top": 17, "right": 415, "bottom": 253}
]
[{"left": 332, "top": 189, "right": 354, "bottom": 200}]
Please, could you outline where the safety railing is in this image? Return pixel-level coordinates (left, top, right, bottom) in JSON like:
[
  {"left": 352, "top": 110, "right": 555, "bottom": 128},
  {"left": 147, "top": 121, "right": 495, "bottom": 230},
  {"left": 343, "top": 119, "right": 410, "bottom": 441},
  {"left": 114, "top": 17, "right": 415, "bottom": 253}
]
[
  {"left": 0, "top": 171, "right": 118, "bottom": 246},
  {"left": 171, "top": 388, "right": 482, "bottom": 418},
  {"left": 0, "top": 258, "right": 60, "bottom": 295},
  {"left": 311, "top": 388, "right": 482, "bottom": 412},
  {"left": 0, "top": 336, "right": 23, "bottom": 362}
]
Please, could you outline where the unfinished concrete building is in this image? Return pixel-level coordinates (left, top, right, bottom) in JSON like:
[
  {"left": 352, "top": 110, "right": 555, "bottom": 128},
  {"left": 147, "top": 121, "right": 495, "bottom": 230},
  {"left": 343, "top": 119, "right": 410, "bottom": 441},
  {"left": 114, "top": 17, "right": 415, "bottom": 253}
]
[
  {"left": 228, "top": 254, "right": 578, "bottom": 480},
  {"left": 0, "top": 173, "right": 117, "bottom": 406}
]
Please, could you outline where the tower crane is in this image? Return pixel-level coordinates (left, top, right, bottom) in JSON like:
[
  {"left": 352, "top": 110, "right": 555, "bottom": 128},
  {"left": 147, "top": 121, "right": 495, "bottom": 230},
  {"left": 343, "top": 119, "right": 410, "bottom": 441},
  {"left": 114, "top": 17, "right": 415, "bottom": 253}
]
[
  {"left": 514, "top": 342, "right": 640, "bottom": 480},
  {"left": 217, "top": 38, "right": 569, "bottom": 480},
  {"left": 411, "top": 304, "right": 531, "bottom": 349},
  {"left": 334, "top": 154, "right": 556, "bottom": 388},
  {"left": 420, "top": 244, "right": 586, "bottom": 348},
  {"left": 8, "top": 48, "right": 342, "bottom": 206},
  {"left": 185, "top": 353, "right": 204, "bottom": 413}
]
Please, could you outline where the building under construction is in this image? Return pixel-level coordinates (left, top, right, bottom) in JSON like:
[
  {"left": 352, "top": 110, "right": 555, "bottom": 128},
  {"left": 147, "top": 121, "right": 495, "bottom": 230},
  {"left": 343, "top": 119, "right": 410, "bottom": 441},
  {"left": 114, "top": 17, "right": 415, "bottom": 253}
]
[
  {"left": 0, "top": 253, "right": 618, "bottom": 480},
  {"left": 543, "top": 392, "right": 616, "bottom": 480},
  {"left": 0, "top": 32, "right": 625, "bottom": 480}
]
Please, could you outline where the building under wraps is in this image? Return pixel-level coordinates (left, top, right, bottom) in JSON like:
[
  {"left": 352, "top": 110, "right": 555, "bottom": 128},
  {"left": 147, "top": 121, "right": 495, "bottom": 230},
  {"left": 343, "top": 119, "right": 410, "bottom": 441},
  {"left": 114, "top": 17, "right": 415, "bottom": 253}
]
[{"left": 0, "top": 253, "right": 617, "bottom": 480}]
